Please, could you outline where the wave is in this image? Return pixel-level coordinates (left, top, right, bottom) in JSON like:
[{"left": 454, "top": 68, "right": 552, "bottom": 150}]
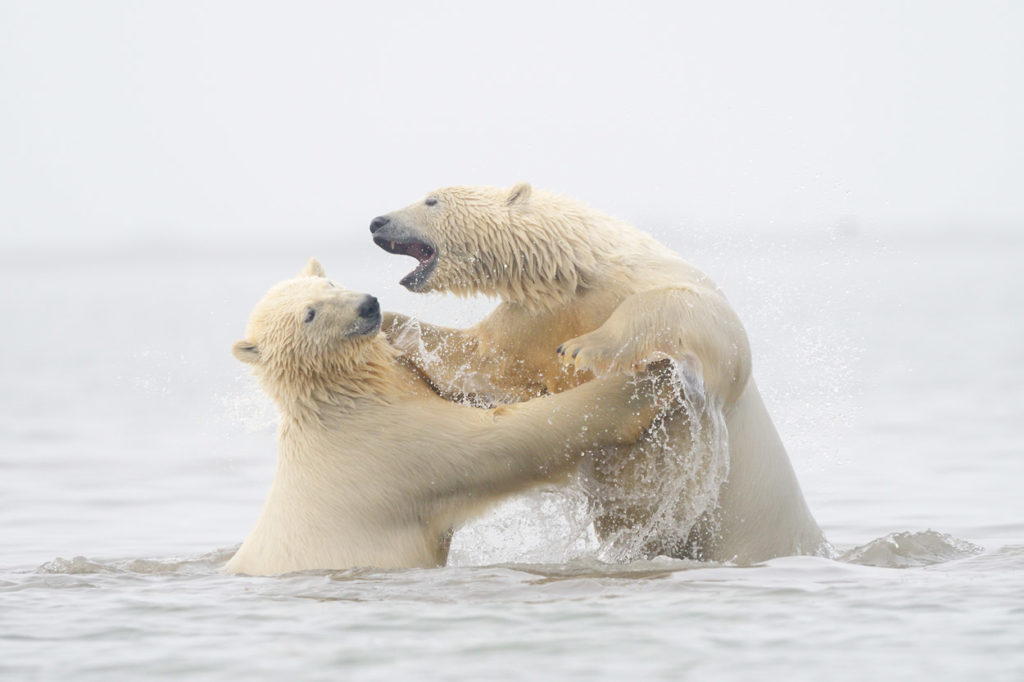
[
  {"left": 34, "top": 547, "right": 237, "bottom": 576},
  {"left": 23, "top": 530, "right": 990, "bottom": 585},
  {"left": 838, "top": 530, "right": 983, "bottom": 568}
]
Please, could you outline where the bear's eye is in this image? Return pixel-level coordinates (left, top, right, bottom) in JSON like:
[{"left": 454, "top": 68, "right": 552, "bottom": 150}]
[
  {"left": 425, "top": 197, "right": 438, "bottom": 207},
  {"left": 304, "top": 308, "right": 316, "bottom": 324}
]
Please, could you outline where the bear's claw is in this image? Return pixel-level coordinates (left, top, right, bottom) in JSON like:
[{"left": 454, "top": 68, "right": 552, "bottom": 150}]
[{"left": 557, "top": 330, "right": 634, "bottom": 377}]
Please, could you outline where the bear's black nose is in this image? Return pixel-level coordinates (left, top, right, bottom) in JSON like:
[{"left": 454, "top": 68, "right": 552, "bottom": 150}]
[
  {"left": 357, "top": 295, "right": 380, "bottom": 319},
  {"left": 369, "top": 216, "right": 390, "bottom": 233}
]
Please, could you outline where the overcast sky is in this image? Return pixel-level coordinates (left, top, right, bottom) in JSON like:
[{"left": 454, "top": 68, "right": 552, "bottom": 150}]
[{"left": 1, "top": 1, "right": 1021, "bottom": 250}]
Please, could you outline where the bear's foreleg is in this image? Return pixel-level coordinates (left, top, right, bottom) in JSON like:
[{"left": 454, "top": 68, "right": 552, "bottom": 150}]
[{"left": 557, "top": 286, "right": 752, "bottom": 410}]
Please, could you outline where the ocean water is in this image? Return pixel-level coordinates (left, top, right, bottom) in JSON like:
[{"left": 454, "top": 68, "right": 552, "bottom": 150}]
[{"left": 1, "top": 227, "right": 1022, "bottom": 681}]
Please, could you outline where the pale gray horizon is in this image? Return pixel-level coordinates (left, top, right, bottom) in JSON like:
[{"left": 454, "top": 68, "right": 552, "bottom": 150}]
[{"left": 2, "top": 1, "right": 1021, "bottom": 251}]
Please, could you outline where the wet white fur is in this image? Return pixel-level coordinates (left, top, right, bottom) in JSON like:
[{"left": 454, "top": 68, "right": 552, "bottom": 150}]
[
  {"left": 226, "top": 259, "right": 663, "bottom": 575},
  {"left": 377, "top": 185, "right": 828, "bottom": 563}
]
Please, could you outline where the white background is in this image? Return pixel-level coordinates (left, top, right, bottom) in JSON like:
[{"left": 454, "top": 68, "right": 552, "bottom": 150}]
[{"left": 2, "top": 1, "right": 1021, "bottom": 251}]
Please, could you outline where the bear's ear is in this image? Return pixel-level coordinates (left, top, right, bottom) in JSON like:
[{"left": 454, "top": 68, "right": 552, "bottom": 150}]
[
  {"left": 232, "top": 340, "right": 261, "bottom": 365},
  {"left": 506, "top": 182, "right": 532, "bottom": 207},
  {"left": 299, "top": 258, "right": 326, "bottom": 278}
]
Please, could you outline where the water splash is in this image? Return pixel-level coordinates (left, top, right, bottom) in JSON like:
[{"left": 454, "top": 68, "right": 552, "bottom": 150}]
[
  {"left": 583, "top": 358, "right": 731, "bottom": 562},
  {"left": 389, "top": 317, "right": 509, "bottom": 404},
  {"left": 840, "top": 530, "right": 983, "bottom": 568},
  {"left": 36, "top": 548, "right": 236, "bottom": 576},
  {"left": 219, "top": 371, "right": 277, "bottom": 432},
  {"left": 449, "top": 488, "right": 598, "bottom": 566},
  {"left": 396, "top": 318, "right": 735, "bottom": 564}
]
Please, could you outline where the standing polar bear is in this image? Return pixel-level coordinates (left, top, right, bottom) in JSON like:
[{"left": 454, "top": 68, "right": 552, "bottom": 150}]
[
  {"left": 226, "top": 259, "right": 668, "bottom": 575},
  {"left": 370, "top": 184, "right": 829, "bottom": 563}
]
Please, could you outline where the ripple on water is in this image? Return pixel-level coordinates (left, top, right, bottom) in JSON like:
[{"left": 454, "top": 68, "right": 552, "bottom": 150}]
[{"left": 35, "top": 548, "right": 237, "bottom": 576}]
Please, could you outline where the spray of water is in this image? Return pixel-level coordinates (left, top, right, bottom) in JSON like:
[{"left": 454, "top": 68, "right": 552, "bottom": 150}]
[
  {"left": 389, "top": 317, "right": 517, "bottom": 405},
  {"left": 223, "top": 318, "right": 735, "bottom": 565},
  {"left": 394, "top": 305, "right": 737, "bottom": 565},
  {"left": 219, "top": 371, "right": 278, "bottom": 432},
  {"left": 581, "top": 357, "right": 731, "bottom": 562}
]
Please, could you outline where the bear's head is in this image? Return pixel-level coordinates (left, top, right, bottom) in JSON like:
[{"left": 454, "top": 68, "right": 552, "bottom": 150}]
[
  {"left": 370, "top": 183, "right": 600, "bottom": 310},
  {"left": 234, "top": 259, "right": 395, "bottom": 405}
]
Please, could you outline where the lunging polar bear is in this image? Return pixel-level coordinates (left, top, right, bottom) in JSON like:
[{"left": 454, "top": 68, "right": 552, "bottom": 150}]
[
  {"left": 370, "top": 184, "right": 829, "bottom": 563},
  {"left": 226, "top": 259, "right": 667, "bottom": 575}
]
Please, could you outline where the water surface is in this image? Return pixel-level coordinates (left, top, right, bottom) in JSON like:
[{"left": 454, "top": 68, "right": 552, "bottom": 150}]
[{"left": 2, "top": 229, "right": 1021, "bottom": 680}]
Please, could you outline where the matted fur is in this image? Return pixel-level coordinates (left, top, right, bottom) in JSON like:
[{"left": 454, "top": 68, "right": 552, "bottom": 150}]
[
  {"left": 226, "top": 259, "right": 668, "bottom": 575},
  {"left": 385, "top": 184, "right": 670, "bottom": 311},
  {"left": 374, "top": 186, "right": 830, "bottom": 563}
]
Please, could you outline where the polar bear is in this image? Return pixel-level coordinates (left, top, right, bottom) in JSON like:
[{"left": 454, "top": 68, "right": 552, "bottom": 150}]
[
  {"left": 225, "top": 258, "right": 669, "bottom": 575},
  {"left": 370, "top": 184, "right": 830, "bottom": 563}
]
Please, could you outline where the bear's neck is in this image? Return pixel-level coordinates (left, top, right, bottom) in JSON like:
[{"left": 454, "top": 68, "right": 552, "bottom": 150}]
[
  {"left": 260, "top": 338, "right": 404, "bottom": 420},
  {"left": 459, "top": 201, "right": 655, "bottom": 313}
]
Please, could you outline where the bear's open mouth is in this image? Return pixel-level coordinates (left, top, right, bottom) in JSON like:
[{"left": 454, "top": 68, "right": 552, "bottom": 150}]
[{"left": 373, "top": 236, "right": 438, "bottom": 290}]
